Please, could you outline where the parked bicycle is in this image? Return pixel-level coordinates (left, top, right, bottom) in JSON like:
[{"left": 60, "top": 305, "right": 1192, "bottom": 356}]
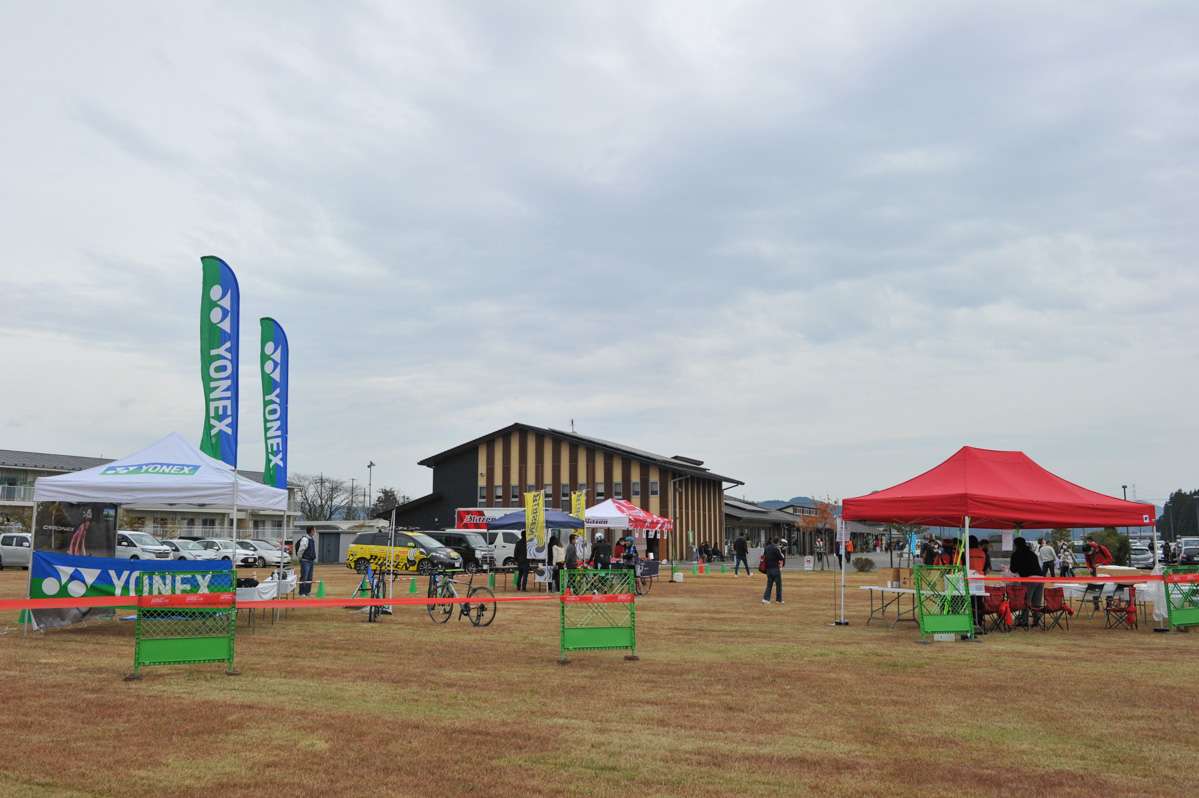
[{"left": 426, "top": 569, "right": 496, "bottom": 627}]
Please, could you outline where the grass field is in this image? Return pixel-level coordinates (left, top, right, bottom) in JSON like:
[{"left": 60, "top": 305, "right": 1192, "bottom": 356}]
[{"left": 1, "top": 564, "right": 1196, "bottom": 798}]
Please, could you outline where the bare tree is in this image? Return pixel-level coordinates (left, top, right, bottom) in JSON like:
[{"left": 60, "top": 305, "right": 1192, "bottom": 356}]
[{"left": 294, "top": 473, "right": 351, "bottom": 521}]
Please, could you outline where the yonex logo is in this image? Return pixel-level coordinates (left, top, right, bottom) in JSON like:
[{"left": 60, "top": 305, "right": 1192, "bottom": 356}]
[
  {"left": 100, "top": 463, "right": 200, "bottom": 476},
  {"left": 263, "top": 340, "right": 283, "bottom": 381},
  {"left": 208, "top": 284, "right": 233, "bottom": 332},
  {"left": 42, "top": 565, "right": 102, "bottom": 598}
]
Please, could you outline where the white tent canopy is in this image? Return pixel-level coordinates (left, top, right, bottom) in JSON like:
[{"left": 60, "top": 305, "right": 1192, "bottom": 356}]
[{"left": 33, "top": 432, "right": 287, "bottom": 510}]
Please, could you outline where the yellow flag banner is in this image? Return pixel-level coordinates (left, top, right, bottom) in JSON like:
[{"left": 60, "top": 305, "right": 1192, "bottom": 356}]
[
  {"left": 571, "top": 491, "right": 586, "bottom": 525},
  {"left": 525, "top": 491, "right": 546, "bottom": 548}
]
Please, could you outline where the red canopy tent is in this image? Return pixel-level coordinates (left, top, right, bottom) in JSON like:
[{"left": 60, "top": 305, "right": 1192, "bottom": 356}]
[{"left": 842, "top": 446, "right": 1156, "bottom": 529}]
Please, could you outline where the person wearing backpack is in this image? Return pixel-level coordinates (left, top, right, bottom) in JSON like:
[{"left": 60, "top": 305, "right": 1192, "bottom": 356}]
[
  {"left": 761, "top": 538, "right": 785, "bottom": 605},
  {"left": 296, "top": 526, "right": 316, "bottom": 596}
]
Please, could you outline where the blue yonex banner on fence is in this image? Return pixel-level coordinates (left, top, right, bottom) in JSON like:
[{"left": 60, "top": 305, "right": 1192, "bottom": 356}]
[
  {"left": 259, "top": 317, "right": 289, "bottom": 489},
  {"left": 27, "top": 551, "right": 233, "bottom": 630},
  {"left": 200, "top": 255, "right": 240, "bottom": 467}
]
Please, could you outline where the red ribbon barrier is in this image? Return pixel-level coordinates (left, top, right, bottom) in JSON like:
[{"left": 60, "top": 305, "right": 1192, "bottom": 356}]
[
  {"left": 973, "top": 574, "right": 1161, "bottom": 584},
  {"left": 139, "top": 593, "right": 234, "bottom": 609}
]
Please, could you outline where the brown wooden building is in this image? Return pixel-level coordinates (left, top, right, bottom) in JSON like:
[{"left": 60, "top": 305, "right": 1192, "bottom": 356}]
[{"left": 388, "top": 424, "right": 741, "bottom": 561}]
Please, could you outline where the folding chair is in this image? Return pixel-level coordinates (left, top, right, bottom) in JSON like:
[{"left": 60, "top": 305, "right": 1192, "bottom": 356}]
[
  {"left": 1039, "top": 587, "right": 1071, "bottom": 631},
  {"left": 982, "top": 587, "right": 1010, "bottom": 633},
  {"left": 1075, "top": 582, "right": 1104, "bottom": 618},
  {"left": 1008, "top": 585, "right": 1031, "bottom": 631},
  {"left": 1105, "top": 586, "right": 1138, "bottom": 630}
]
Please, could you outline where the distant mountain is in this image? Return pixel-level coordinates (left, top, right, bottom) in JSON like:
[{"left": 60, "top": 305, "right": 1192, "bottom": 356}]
[{"left": 757, "top": 496, "right": 816, "bottom": 510}]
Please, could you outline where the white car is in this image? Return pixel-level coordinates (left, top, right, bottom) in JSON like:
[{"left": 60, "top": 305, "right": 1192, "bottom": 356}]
[
  {"left": 115, "top": 530, "right": 172, "bottom": 560},
  {"left": 163, "top": 539, "right": 220, "bottom": 561},
  {"left": 239, "top": 539, "right": 286, "bottom": 567},
  {"left": 197, "top": 538, "right": 259, "bottom": 567},
  {"left": 0, "top": 532, "right": 32, "bottom": 569}
]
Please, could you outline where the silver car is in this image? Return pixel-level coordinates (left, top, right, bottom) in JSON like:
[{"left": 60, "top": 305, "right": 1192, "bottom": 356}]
[
  {"left": 239, "top": 539, "right": 286, "bottom": 568},
  {"left": 198, "top": 538, "right": 260, "bottom": 567},
  {"left": 0, "top": 532, "right": 32, "bottom": 569},
  {"left": 163, "top": 539, "right": 220, "bottom": 561},
  {"left": 1129, "top": 545, "right": 1157, "bottom": 569}
]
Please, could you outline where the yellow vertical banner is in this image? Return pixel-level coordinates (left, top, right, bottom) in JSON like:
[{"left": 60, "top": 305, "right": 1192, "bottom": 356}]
[
  {"left": 525, "top": 491, "right": 546, "bottom": 548},
  {"left": 571, "top": 491, "right": 586, "bottom": 526}
]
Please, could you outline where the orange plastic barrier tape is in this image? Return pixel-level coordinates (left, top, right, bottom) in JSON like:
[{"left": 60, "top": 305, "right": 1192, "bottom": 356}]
[
  {"left": 0, "top": 594, "right": 558, "bottom": 612},
  {"left": 974, "top": 575, "right": 1161, "bottom": 584},
  {"left": 560, "top": 594, "right": 635, "bottom": 604},
  {"left": 1164, "top": 573, "right": 1199, "bottom": 584}
]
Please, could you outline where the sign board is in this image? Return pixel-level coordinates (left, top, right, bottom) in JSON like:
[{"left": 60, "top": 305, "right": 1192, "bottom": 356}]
[
  {"left": 1001, "top": 529, "right": 1014, "bottom": 550},
  {"left": 835, "top": 518, "right": 849, "bottom": 543},
  {"left": 803, "top": 556, "right": 814, "bottom": 571}
]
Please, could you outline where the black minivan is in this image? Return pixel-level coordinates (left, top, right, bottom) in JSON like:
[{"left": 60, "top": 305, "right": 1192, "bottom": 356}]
[{"left": 423, "top": 530, "right": 495, "bottom": 574}]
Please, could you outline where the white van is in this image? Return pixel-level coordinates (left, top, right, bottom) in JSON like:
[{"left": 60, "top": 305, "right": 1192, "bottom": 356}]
[
  {"left": 115, "top": 530, "right": 172, "bottom": 560},
  {"left": 0, "top": 532, "right": 32, "bottom": 569},
  {"left": 480, "top": 530, "right": 522, "bottom": 566}
]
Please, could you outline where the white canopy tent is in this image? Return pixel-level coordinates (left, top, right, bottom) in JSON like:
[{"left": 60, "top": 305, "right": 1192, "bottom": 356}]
[{"left": 33, "top": 431, "right": 287, "bottom": 513}]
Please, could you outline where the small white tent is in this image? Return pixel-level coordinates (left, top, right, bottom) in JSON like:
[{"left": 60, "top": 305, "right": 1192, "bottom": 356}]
[{"left": 33, "top": 431, "right": 287, "bottom": 510}]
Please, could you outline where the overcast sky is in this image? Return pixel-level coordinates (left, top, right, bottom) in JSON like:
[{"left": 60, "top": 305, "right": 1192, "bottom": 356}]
[{"left": 2, "top": 2, "right": 1196, "bottom": 509}]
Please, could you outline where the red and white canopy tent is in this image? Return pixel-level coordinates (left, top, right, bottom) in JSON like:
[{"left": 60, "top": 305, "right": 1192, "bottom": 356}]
[
  {"left": 841, "top": 446, "right": 1157, "bottom": 531},
  {"left": 585, "top": 499, "right": 673, "bottom": 538}
]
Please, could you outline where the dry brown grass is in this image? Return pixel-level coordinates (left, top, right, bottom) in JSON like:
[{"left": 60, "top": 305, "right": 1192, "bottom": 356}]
[{"left": 1, "top": 564, "right": 1196, "bottom": 798}]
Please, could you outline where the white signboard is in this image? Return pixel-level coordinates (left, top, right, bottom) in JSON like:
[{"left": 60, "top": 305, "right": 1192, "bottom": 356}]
[
  {"left": 1001, "top": 529, "right": 1014, "bottom": 551},
  {"left": 835, "top": 519, "right": 849, "bottom": 543},
  {"left": 803, "top": 556, "right": 814, "bottom": 572}
]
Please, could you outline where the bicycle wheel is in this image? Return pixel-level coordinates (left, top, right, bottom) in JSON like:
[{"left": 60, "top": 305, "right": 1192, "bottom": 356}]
[
  {"left": 427, "top": 578, "right": 454, "bottom": 624},
  {"left": 466, "top": 586, "right": 496, "bottom": 627}
]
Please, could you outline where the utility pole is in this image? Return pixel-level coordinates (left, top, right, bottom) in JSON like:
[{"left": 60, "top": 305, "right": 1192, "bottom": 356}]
[
  {"left": 1122, "top": 485, "right": 1128, "bottom": 541},
  {"left": 349, "top": 478, "right": 356, "bottom": 521}
]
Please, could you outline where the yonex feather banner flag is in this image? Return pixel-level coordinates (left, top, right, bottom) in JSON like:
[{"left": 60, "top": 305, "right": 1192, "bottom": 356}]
[
  {"left": 259, "top": 317, "right": 289, "bottom": 488},
  {"left": 200, "top": 256, "right": 240, "bottom": 467}
]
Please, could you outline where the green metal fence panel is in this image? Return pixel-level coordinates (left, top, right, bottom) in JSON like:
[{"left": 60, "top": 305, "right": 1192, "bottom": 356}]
[
  {"left": 560, "top": 569, "right": 636, "bottom": 660},
  {"left": 133, "top": 570, "right": 236, "bottom": 675},
  {"left": 1163, "top": 566, "right": 1199, "bottom": 630},
  {"left": 913, "top": 565, "right": 972, "bottom": 638}
]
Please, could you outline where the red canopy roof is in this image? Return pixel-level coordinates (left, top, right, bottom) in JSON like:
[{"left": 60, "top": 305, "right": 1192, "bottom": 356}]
[{"left": 841, "top": 447, "right": 1156, "bottom": 529}]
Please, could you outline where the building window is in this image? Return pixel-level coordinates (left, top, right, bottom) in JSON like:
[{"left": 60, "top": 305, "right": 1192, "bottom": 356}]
[
  {"left": 253, "top": 519, "right": 264, "bottom": 531},
  {"left": 650, "top": 481, "right": 659, "bottom": 497},
  {"left": 511, "top": 485, "right": 519, "bottom": 501},
  {"left": 614, "top": 482, "right": 623, "bottom": 499},
  {"left": 561, "top": 484, "right": 570, "bottom": 500},
  {"left": 494, "top": 485, "right": 502, "bottom": 500},
  {"left": 632, "top": 482, "right": 640, "bottom": 498},
  {"left": 544, "top": 484, "right": 552, "bottom": 497},
  {"left": 526, "top": 484, "right": 534, "bottom": 495},
  {"left": 202, "top": 518, "right": 215, "bottom": 529},
  {"left": 577, "top": 482, "right": 586, "bottom": 493},
  {"left": 479, "top": 485, "right": 488, "bottom": 502},
  {"left": 596, "top": 482, "right": 605, "bottom": 499}
]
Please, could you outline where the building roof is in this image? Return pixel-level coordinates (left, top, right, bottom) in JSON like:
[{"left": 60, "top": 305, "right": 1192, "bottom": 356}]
[
  {"left": 373, "top": 492, "right": 443, "bottom": 520},
  {"left": 0, "top": 449, "right": 112, "bottom": 473},
  {"left": 0, "top": 447, "right": 297, "bottom": 488},
  {"left": 723, "top": 496, "right": 800, "bottom": 525},
  {"left": 417, "top": 423, "right": 742, "bottom": 486}
]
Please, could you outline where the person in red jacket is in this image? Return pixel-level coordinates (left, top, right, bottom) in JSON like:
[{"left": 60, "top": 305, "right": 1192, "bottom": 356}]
[{"left": 1082, "top": 535, "right": 1113, "bottom": 576}]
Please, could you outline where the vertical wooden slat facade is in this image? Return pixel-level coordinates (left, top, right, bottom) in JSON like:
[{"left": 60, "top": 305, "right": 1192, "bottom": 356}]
[{"left": 462, "top": 426, "right": 732, "bottom": 558}]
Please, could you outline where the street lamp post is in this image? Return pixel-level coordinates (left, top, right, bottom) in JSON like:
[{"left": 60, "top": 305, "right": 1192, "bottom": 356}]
[
  {"left": 1122, "top": 485, "right": 1129, "bottom": 542},
  {"left": 367, "top": 461, "right": 375, "bottom": 518}
]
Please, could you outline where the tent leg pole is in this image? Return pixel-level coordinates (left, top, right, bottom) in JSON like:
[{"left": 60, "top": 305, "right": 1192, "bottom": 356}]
[{"left": 24, "top": 501, "right": 36, "bottom": 637}]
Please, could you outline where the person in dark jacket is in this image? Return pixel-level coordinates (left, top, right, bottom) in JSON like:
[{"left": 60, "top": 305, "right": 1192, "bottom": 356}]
[
  {"left": 565, "top": 534, "right": 580, "bottom": 570},
  {"left": 515, "top": 532, "right": 530, "bottom": 592},
  {"left": 733, "top": 533, "right": 751, "bottom": 578},
  {"left": 590, "top": 532, "right": 612, "bottom": 570},
  {"left": 1009, "top": 536, "right": 1043, "bottom": 625},
  {"left": 761, "top": 538, "right": 785, "bottom": 604},
  {"left": 920, "top": 536, "right": 937, "bottom": 566}
]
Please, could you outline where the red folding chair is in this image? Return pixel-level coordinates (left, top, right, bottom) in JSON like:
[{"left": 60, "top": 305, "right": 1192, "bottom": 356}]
[
  {"left": 1039, "top": 587, "right": 1072, "bottom": 630},
  {"left": 1007, "top": 585, "right": 1031, "bottom": 631},
  {"left": 982, "top": 587, "right": 1010, "bottom": 633},
  {"left": 1105, "top": 586, "right": 1138, "bottom": 630}
]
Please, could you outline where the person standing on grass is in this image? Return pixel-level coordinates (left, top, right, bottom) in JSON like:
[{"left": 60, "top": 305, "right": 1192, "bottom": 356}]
[
  {"left": 1009, "top": 537, "right": 1043, "bottom": 625},
  {"left": 549, "top": 536, "right": 565, "bottom": 592},
  {"left": 761, "top": 538, "right": 785, "bottom": 605},
  {"left": 733, "top": 532, "right": 751, "bottom": 578},
  {"left": 297, "top": 526, "right": 316, "bottom": 596},
  {"left": 590, "top": 531, "right": 611, "bottom": 570},
  {"left": 515, "top": 532, "right": 530, "bottom": 591},
  {"left": 1058, "top": 543, "right": 1075, "bottom": 577},
  {"left": 1038, "top": 538, "right": 1057, "bottom": 577},
  {"left": 565, "top": 534, "right": 580, "bottom": 570}
]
